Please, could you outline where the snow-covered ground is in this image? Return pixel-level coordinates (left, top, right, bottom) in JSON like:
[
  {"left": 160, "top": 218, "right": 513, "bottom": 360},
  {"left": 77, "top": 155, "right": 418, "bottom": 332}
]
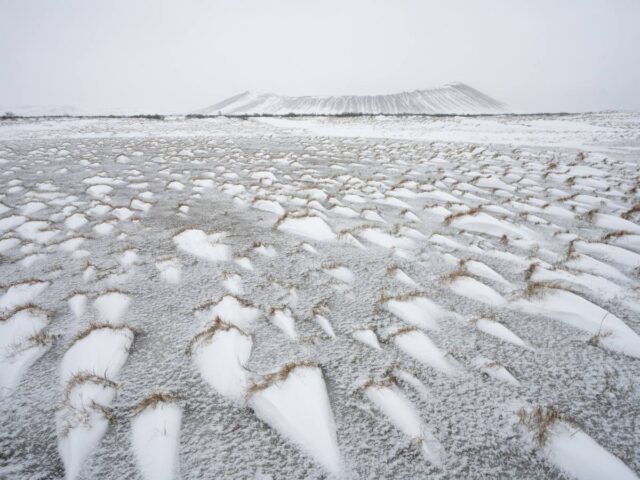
[{"left": 1, "top": 113, "right": 639, "bottom": 479}]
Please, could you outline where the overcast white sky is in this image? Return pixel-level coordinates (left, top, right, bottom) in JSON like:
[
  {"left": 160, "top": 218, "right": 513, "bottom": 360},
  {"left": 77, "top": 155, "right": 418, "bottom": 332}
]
[{"left": 1, "top": 0, "right": 639, "bottom": 113}]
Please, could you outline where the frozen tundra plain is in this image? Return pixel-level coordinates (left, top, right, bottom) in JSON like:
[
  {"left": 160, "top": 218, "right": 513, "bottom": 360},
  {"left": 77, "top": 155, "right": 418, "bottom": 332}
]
[{"left": 0, "top": 113, "right": 640, "bottom": 480}]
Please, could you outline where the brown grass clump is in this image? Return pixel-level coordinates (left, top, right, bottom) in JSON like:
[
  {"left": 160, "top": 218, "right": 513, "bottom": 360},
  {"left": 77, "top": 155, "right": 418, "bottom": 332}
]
[
  {"left": 63, "top": 373, "right": 118, "bottom": 402},
  {"left": 134, "top": 393, "right": 179, "bottom": 414},
  {"left": 581, "top": 208, "right": 599, "bottom": 223},
  {"left": 524, "top": 263, "right": 538, "bottom": 282},
  {"left": 622, "top": 203, "right": 640, "bottom": 220},
  {"left": 311, "top": 298, "right": 330, "bottom": 316},
  {"left": 247, "top": 360, "right": 319, "bottom": 395},
  {"left": 378, "top": 290, "right": 425, "bottom": 305},
  {"left": 63, "top": 290, "right": 89, "bottom": 301},
  {"left": 273, "top": 208, "right": 316, "bottom": 227},
  {"left": 187, "top": 317, "right": 240, "bottom": 355},
  {"left": 443, "top": 206, "right": 482, "bottom": 225},
  {"left": 0, "top": 304, "right": 50, "bottom": 323},
  {"left": 522, "top": 281, "right": 552, "bottom": 299},
  {"left": 390, "top": 326, "right": 419, "bottom": 338},
  {"left": 193, "top": 295, "right": 255, "bottom": 314},
  {"left": 587, "top": 313, "right": 613, "bottom": 347},
  {"left": 516, "top": 406, "right": 570, "bottom": 447},
  {"left": 565, "top": 239, "right": 578, "bottom": 260},
  {"left": 0, "top": 278, "right": 49, "bottom": 290},
  {"left": 601, "top": 230, "right": 631, "bottom": 242},
  {"left": 27, "top": 331, "right": 57, "bottom": 347},
  {"left": 70, "top": 323, "right": 134, "bottom": 346},
  {"left": 441, "top": 267, "right": 468, "bottom": 284},
  {"left": 361, "top": 376, "right": 397, "bottom": 391},
  {"left": 321, "top": 261, "right": 342, "bottom": 270}
]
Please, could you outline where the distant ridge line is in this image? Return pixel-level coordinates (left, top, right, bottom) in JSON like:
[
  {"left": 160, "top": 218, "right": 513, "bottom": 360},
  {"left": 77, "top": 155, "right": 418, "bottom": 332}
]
[{"left": 196, "top": 82, "right": 510, "bottom": 115}]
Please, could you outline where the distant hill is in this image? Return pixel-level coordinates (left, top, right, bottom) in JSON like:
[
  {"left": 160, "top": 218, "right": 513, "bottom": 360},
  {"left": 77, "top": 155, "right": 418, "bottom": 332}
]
[
  {"left": 0, "top": 105, "right": 82, "bottom": 117},
  {"left": 196, "top": 82, "right": 508, "bottom": 115}
]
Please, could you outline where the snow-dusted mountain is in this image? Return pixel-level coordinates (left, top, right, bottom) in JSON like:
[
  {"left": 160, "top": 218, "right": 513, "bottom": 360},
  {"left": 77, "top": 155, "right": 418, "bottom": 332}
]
[{"left": 197, "top": 82, "right": 508, "bottom": 115}]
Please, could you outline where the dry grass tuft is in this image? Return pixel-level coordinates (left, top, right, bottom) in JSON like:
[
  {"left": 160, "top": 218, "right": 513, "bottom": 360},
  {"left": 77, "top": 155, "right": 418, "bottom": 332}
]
[
  {"left": 361, "top": 376, "right": 397, "bottom": 390},
  {"left": 63, "top": 373, "right": 118, "bottom": 401},
  {"left": 247, "top": 360, "right": 319, "bottom": 395},
  {"left": 601, "top": 230, "right": 631, "bottom": 242},
  {"left": 443, "top": 206, "right": 481, "bottom": 225},
  {"left": 622, "top": 203, "right": 640, "bottom": 220},
  {"left": 187, "top": 317, "right": 241, "bottom": 355},
  {"left": 27, "top": 331, "right": 57, "bottom": 347},
  {"left": 134, "top": 393, "right": 179, "bottom": 414},
  {"left": 390, "top": 326, "right": 419, "bottom": 338},
  {"left": 565, "top": 239, "right": 578, "bottom": 260},
  {"left": 273, "top": 208, "right": 315, "bottom": 227},
  {"left": 378, "top": 290, "right": 425, "bottom": 304},
  {"left": 0, "top": 304, "right": 50, "bottom": 323},
  {"left": 581, "top": 208, "right": 599, "bottom": 223},
  {"left": 516, "top": 406, "right": 570, "bottom": 447},
  {"left": 321, "top": 261, "right": 342, "bottom": 270},
  {"left": 193, "top": 295, "right": 255, "bottom": 314},
  {"left": 0, "top": 278, "right": 49, "bottom": 290},
  {"left": 524, "top": 263, "right": 538, "bottom": 282},
  {"left": 70, "top": 323, "right": 134, "bottom": 346},
  {"left": 442, "top": 267, "right": 468, "bottom": 284},
  {"left": 587, "top": 313, "right": 613, "bottom": 347},
  {"left": 522, "top": 281, "right": 552, "bottom": 299}
]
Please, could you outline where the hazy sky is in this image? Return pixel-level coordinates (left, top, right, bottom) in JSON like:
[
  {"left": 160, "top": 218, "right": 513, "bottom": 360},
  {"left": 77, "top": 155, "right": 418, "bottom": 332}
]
[{"left": 1, "top": 0, "right": 639, "bottom": 113}]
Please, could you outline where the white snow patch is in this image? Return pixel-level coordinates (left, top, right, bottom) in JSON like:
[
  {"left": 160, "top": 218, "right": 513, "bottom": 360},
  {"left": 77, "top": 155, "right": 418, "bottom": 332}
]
[
  {"left": 249, "top": 365, "right": 342, "bottom": 475},
  {"left": 173, "top": 229, "right": 231, "bottom": 262},
  {"left": 132, "top": 401, "right": 183, "bottom": 480}
]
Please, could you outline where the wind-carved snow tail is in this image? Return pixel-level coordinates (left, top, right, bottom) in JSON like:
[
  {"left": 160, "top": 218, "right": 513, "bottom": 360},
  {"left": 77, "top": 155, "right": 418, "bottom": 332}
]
[
  {"left": 189, "top": 319, "right": 253, "bottom": 402},
  {"left": 475, "top": 318, "right": 532, "bottom": 350},
  {"left": 364, "top": 379, "right": 443, "bottom": 466},
  {"left": 57, "top": 325, "right": 134, "bottom": 480},
  {"left": 393, "top": 327, "right": 460, "bottom": 375},
  {"left": 0, "top": 307, "right": 54, "bottom": 392},
  {"left": 173, "top": 229, "right": 231, "bottom": 262},
  {"left": 132, "top": 395, "right": 183, "bottom": 480},
  {"left": 93, "top": 291, "right": 130, "bottom": 325},
  {"left": 384, "top": 294, "right": 444, "bottom": 331},
  {"left": 512, "top": 288, "right": 640, "bottom": 358},
  {"left": 472, "top": 356, "right": 520, "bottom": 385},
  {"left": 276, "top": 212, "right": 336, "bottom": 241},
  {"left": 0, "top": 280, "right": 49, "bottom": 312},
  {"left": 248, "top": 363, "right": 342, "bottom": 475},
  {"left": 517, "top": 407, "right": 639, "bottom": 480},
  {"left": 194, "top": 295, "right": 261, "bottom": 332},
  {"left": 448, "top": 276, "right": 506, "bottom": 307},
  {"left": 270, "top": 308, "right": 298, "bottom": 340}
]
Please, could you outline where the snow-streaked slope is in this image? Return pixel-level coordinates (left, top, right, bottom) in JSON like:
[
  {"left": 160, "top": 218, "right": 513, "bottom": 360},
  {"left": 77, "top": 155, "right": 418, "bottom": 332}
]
[{"left": 197, "top": 83, "right": 508, "bottom": 115}]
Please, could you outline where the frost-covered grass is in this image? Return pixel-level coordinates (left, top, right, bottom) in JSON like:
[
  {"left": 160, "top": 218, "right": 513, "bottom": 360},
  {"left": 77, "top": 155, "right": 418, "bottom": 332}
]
[{"left": 1, "top": 113, "right": 640, "bottom": 479}]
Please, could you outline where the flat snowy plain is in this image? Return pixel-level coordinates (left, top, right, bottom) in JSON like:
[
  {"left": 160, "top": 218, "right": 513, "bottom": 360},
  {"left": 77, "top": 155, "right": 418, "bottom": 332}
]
[{"left": 1, "top": 113, "right": 639, "bottom": 479}]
